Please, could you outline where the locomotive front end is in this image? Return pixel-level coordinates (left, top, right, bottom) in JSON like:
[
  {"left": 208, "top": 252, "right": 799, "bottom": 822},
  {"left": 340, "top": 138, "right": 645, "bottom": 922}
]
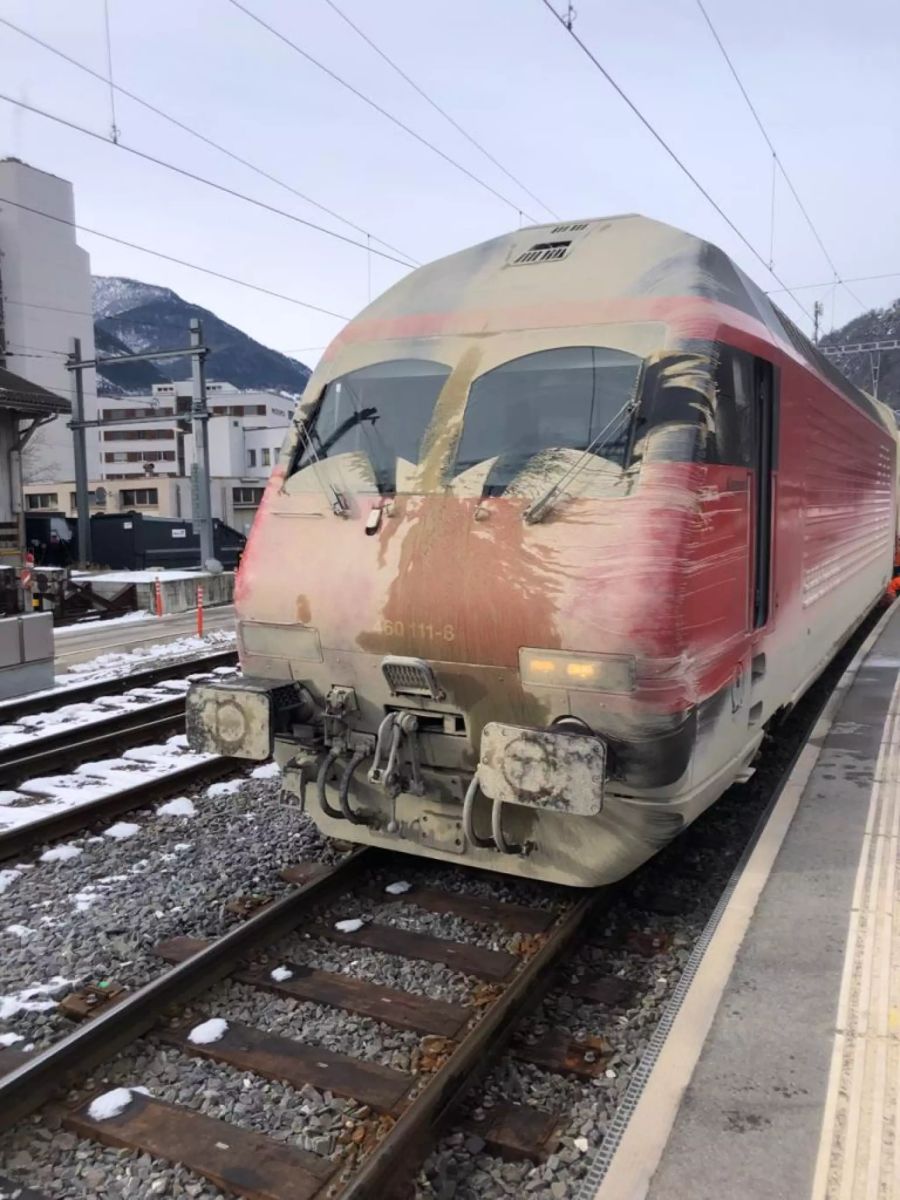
[{"left": 188, "top": 216, "right": 772, "bottom": 885}]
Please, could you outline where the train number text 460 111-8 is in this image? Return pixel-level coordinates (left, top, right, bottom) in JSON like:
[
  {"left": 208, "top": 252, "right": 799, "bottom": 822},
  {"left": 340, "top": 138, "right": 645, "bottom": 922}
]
[{"left": 381, "top": 620, "right": 455, "bottom": 642}]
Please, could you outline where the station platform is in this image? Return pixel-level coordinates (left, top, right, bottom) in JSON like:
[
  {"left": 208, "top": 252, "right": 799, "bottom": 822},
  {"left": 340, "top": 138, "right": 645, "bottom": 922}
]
[{"left": 591, "top": 601, "right": 900, "bottom": 1200}]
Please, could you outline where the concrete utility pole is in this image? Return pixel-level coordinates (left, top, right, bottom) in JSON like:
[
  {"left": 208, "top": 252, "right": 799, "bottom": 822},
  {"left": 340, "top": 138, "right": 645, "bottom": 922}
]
[
  {"left": 69, "top": 336, "right": 92, "bottom": 567},
  {"left": 813, "top": 301, "right": 824, "bottom": 345},
  {"left": 189, "top": 318, "right": 216, "bottom": 570}
]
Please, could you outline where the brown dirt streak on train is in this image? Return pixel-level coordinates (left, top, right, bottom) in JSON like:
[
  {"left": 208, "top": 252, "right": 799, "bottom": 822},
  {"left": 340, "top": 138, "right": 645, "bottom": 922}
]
[
  {"left": 415, "top": 343, "right": 484, "bottom": 495},
  {"left": 358, "top": 495, "right": 562, "bottom": 665}
]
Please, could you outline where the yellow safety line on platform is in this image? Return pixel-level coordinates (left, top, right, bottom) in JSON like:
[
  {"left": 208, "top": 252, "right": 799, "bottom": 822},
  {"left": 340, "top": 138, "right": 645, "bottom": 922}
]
[{"left": 811, "top": 670, "right": 900, "bottom": 1200}]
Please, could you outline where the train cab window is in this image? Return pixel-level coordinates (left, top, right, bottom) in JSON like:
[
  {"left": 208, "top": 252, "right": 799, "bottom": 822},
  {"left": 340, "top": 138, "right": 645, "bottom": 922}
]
[
  {"left": 712, "top": 346, "right": 755, "bottom": 467},
  {"left": 452, "top": 347, "right": 642, "bottom": 496},
  {"left": 287, "top": 359, "right": 451, "bottom": 493}
]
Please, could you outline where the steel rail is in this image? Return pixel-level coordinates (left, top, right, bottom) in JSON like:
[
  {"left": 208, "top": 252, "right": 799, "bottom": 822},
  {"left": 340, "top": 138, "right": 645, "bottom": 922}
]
[
  {"left": 0, "top": 849, "right": 371, "bottom": 1131},
  {"left": 0, "top": 754, "right": 236, "bottom": 862},
  {"left": 0, "top": 648, "right": 237, "bottom": 722},
  {"left": 0, "top": 698, "right": 187, "bottom": 789},
  {"left": 333, "top": 888, "right": 607, "bottom": 1199}
]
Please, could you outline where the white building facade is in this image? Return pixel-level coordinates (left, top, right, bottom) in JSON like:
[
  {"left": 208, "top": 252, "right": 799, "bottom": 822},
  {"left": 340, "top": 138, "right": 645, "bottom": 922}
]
[
  {"left": 24, "top": 381, "right": 295, "bottom": 535},
  {"left": 0, "top": 158, "right": 99, "bottom": 481}
]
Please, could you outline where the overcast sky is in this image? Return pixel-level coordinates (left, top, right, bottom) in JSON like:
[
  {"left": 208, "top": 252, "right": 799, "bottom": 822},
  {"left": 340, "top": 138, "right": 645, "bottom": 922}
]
[{"left": 0, "top": 0, "right": 897, "bottom": 370}]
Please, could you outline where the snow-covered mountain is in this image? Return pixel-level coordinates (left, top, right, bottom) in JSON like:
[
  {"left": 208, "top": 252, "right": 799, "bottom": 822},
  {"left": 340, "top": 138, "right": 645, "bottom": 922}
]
[
  {"left": 821, "top": 301, "right": 900, "bottom": 409},
  {"left": 91, "top": 276, "right": 312, "bottom": 396}
]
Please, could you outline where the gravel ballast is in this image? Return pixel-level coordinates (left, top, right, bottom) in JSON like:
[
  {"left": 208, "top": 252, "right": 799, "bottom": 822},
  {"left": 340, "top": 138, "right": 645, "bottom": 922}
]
[{"left": 0, "top": 773, "right": 338, "bottom": 1051}]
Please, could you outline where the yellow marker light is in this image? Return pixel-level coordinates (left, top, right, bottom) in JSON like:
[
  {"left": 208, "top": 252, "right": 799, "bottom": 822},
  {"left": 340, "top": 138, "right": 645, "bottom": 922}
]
[
  {"left": 530, "top": 659, "right": 558, "bottom": 674},
  {"left": 566, "top": 662, "right": 596, "bottom": 680},
  {"left": 520, "top": 648, "right": 636, "bottom": 693}
]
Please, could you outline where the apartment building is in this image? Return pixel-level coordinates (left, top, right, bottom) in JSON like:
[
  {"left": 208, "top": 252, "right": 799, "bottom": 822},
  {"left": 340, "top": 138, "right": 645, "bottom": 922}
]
[{"left": 23, "top": 381, "right": 295, "bottom": 533}]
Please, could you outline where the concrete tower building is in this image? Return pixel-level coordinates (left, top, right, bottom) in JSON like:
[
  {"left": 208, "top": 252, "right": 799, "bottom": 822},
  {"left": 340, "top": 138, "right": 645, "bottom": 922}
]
[{"left": 0, "top": 158, "right": 99, "bottom": 481}]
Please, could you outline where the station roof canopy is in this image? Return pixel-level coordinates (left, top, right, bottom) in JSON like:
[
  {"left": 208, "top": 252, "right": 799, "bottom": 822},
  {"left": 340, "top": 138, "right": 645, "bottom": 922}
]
[{"left": 0, "top": 365, "right": 70, "bottom": 418}]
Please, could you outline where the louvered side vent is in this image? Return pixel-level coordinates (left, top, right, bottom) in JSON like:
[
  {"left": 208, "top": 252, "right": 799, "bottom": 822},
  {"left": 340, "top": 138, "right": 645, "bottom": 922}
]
[
  {"left": 381, "top": 656, "right": 445, "bottom": 701},
  {"left": 513, "top": 240, "right": 572, "bottom": 266}
]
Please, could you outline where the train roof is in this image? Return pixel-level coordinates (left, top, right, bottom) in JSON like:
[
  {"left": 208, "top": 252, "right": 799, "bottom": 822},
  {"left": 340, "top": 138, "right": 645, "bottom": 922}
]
[{"left": 354, "top": 214, "right": 881, "bottom": 426}]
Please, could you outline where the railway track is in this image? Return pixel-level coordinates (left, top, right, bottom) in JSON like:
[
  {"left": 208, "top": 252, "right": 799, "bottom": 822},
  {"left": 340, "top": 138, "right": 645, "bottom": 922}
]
[
  {"left": 0, "top": 648, "right": 240, "bottom": 861},
  {"left": 0, "top": 850, "right": 605, "bottom": 1200},
  {"left": 0, "top": 648, "right": 238, "bottom": 723}
]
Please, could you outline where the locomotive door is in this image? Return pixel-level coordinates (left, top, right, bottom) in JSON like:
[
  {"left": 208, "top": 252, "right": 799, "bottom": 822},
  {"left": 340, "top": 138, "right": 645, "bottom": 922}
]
[
  {"left": 714, "top": 346, "right": 777, "bottom": 635},
  {"left": 752, "top": 358, "right": 777, "bottom": 630}
]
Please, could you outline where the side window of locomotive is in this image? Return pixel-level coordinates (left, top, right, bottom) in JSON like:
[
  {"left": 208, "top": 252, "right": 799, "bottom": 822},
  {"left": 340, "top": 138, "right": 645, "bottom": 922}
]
[
  {"left": 287, "top": 359, "right": 451, "bottom": 493},
  {"left": 631, "top": 357, "right": 715, "bottom": 464},
  {"left": 451, "top": 346, "right": 642, "bottom": 496},
  {"left": 712, "top": 346, "right": 754, "bottom": 467}
]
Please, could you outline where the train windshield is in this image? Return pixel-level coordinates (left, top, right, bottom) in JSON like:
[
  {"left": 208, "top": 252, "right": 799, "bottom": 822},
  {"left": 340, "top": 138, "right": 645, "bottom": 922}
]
[
  {"left": 288, "top": 359, "right": 451, "bottom": 493},
  {"left": 451, "top": 346, "right": 642, "bottom": 496}
]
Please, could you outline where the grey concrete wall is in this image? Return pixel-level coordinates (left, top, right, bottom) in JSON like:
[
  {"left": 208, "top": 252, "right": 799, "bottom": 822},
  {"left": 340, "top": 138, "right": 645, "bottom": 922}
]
[
  {"left": 135, "top": 572, "right": 235, "bottom": 615},
  {"left": 0, "top": 611, "right": 54, "bottom": 699}
]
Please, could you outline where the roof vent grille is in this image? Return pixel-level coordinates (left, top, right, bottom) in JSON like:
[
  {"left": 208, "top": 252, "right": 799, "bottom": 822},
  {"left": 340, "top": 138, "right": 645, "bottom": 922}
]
[
  {"left": 552, "top": 222, "right": 588, "bottom": 234},
  {"left": 513, "top": 240, "right": 572, "bottom": 266}
]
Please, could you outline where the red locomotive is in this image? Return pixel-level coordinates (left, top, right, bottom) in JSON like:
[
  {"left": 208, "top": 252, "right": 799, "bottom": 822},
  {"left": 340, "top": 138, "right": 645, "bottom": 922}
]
[{"left": 188, "top": 215, "right": 897, "bottom": 885}]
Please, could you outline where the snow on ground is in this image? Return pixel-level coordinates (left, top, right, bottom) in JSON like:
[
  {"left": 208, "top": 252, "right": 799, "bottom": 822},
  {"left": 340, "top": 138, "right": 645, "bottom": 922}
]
[
  {"left": 188, "top": 1017, "right": 228, "bottom": 1045},
  {"left": 87, "top": 1086, "right": 150, "bottom": 1121},
  {"left": 71, "top": 569, "right": 209, "bottom": 584},
  {"left": 250, "top": 761, "right": 281, "bottom": 780},
  {"left": 0, "top": 738, "right": 216, "bottom": 841},
  {"left": 0, "top": 869, "right": 20, "bottom": 894},
  {"left": 156, "top": 797, "right": 196, "bottom": 818},
  {"left": 0, "top": 975, "right": 73, "bottom": 1020},
  {"left": 38, "top": 844, "right": 82, "bottom": 863},
  {"left": 103, "top": 822, "right": 141, "bottom": 840},
  {"left": 0, "top": 630, "right": 236, "bottom": 720},
  {"left": 206, "top": 779, "right": 243, "bottom": 799},
  {"left": 0, "top": 650, "right": 236, "bottom": 754}
]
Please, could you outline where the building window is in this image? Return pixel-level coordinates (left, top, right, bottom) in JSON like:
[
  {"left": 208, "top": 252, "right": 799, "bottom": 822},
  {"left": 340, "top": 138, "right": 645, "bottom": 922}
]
[
  {"left": 26, "top": 492, "right": 59, "bottom": 509},
  {"left": 102, "top": 429, "right": 174, "bottom": 441},
  {"left": 120, "top": 488, "right": 159, "bottom": 507},
  {"left": 104, "top": 451, "right": 176, "bottom": 463},
  {"left": 261, "top": 448, "right": 271, "bottom": 467},
  {"left": 101, "top": 407, "right": 173, "bottom": 420},
  {"left": 232, "top": 486, "right": 265, "bottom": 506},
  {"left": 248, "top": 449, "right": 256, "bottom": 468}
]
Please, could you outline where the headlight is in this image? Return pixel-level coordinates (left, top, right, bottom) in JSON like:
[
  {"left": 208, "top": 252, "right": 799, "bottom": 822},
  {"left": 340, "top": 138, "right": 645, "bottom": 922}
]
[{"left": 519, "top": 647, "right": 635, "bottom": 693}]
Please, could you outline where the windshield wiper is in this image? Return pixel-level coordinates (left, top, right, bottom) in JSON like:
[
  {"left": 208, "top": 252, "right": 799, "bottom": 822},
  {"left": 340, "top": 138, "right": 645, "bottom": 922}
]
[
  {"left": 296, "top": 421, "right": 350, "bottom": 516},
  {"left": 522, "top": 396, "right": 637, "bottom": 524}
]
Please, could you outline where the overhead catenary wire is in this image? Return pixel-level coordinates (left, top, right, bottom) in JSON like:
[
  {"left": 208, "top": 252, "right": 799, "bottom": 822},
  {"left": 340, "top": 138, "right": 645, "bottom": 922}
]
[
  {"left": 766, "top": 270, "right": 900, "bottom": 297},
  {"left": 0, "top": 14, "right": 417, "bottom": 265},
  {"left": 0, "top": 91, "right": 416, "bottom": 271},
  {"left": 0, "top": 192, "right": 350, "bottom": 320},
  {"left": 693, "top": 0, "right": 866, "bottom": 314},
  {"left": 225, "top": 0, "right": 543, "bottom": 225},
  {"left": 538, "top": 0, "right": 814, "bottom": 324},
  {"left": 320, "top": 0, "right": 559, "bottom": 222}
]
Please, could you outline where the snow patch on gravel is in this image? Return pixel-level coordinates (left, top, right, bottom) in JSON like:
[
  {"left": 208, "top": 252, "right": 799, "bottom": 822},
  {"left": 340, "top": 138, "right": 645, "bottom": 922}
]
[
  {"left": 188, "top": 1017, "right": 228, "bottom": 1045},
  {"left": 0, "top": 868, "right": 21, "bottom": 893},
  {"left": 0, "top": 1030, "right": 23, "bottom": 1046},
  {"left": 334, "top": 917, "right": 365, "bottom": 932},
  {"left": 206, "top": 780, "right": 243, "bottom": 799},
  {"left": 103, "top": 822, "right": 141, "bottom": 840},
  {"left": 270, "top": 965, "right": 293, "bottom": 982},
  {"left": 385, "top": 880, "right": 412, "bottom": 895},
  {"left": 39, "top": 844, "right": 82, "bottom": 863},
  {"left": 0, "top": 975, "right": 73, "bottom": 1019},
  {"left": 157, "top": 797, "right": 196, "bottom": 817},
  {"left": 250, "top": 761, "right": 280, "bottom": 780},
  {"left": 87, "top": 1085, "right": 150, "bottom": 1121}
]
